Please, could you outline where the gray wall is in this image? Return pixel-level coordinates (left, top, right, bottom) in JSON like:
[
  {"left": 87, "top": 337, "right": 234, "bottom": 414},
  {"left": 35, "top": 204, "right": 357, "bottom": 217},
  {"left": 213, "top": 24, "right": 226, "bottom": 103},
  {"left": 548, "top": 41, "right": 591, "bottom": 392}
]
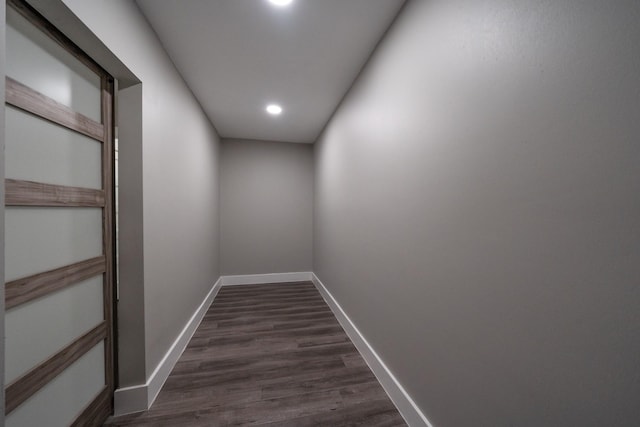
[
  {"left": 116, "top": 84, "right": 146, "bottom": 386},
  {"left": 221, "top": 139, "right": 313, "bottom": 275},
  {"left": 314, "top": 0, "right": 640, "bottom": 426},
  {"left": 59, "top": 0, "right": 221, "bottom": 383}
]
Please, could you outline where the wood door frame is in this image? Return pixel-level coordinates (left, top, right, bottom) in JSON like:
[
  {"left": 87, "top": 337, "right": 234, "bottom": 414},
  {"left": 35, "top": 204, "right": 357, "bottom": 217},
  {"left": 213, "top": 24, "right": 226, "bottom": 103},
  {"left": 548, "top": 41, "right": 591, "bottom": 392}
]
[{"left": 4, "top": 0, "right": 116, "bottom": 423}]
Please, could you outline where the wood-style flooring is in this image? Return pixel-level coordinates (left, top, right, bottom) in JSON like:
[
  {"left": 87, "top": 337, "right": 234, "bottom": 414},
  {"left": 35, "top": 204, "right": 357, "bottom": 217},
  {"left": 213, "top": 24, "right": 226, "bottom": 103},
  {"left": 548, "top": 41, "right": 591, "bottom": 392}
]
[{"left": 106, "top": 281, "right": 406, "bottom": 426}]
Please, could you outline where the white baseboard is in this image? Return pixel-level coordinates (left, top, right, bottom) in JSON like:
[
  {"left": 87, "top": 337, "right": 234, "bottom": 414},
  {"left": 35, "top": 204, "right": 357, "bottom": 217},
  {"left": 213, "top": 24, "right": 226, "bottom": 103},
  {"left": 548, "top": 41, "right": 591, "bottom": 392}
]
[
  {"left": 221, "top": 271, "right": 313, "bottom": 286},
  {"left": 113, "top": 383, "right": 147, "bottom": 417},
  {"left": 311, "top": 273, "right": 433, "bottom": 427},
  {"left": 113, "top": 277, "right": 222, "bottom": 416}
]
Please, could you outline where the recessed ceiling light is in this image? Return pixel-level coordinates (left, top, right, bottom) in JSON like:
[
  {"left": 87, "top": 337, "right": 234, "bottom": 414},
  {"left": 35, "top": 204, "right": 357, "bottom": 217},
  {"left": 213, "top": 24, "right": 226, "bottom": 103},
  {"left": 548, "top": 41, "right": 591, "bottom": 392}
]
[
  {"left": 268, "top": 0, "right": 293, "bottom": 7},
  {"left": 266, "top": 104, "right": 283, "bottom": 115}
]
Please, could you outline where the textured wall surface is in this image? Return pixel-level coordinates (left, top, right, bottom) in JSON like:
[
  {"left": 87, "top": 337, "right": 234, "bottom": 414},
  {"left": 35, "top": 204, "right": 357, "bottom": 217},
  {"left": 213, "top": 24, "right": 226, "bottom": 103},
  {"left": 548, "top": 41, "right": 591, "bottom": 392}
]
[
  {"left": 221, "top": 139, "right": 313, "bottom": 276},
  {"left": 314, "top": 0, "right": 640, "bottom": 425}
]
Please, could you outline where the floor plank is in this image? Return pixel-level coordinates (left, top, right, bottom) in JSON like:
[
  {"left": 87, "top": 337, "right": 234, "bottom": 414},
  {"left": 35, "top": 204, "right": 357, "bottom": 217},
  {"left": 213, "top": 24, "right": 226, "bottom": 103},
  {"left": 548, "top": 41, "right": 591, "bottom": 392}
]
[{"left": 106, "top": 282, "right": 406, "bottom": 426}]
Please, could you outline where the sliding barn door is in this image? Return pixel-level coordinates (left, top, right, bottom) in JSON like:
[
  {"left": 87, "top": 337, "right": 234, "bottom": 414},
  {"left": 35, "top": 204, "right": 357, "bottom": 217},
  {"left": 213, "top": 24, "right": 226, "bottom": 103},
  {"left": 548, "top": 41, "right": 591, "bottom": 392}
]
[{"left": 4, "top": 0, "right": 114, "bottom": 425}]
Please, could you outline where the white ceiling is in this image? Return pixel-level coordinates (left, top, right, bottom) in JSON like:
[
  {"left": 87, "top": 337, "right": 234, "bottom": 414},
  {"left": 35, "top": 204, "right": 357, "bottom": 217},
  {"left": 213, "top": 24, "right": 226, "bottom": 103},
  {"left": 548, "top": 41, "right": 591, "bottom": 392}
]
[{"left": 135, "top": 0, "right": 405, "bottom": 143}]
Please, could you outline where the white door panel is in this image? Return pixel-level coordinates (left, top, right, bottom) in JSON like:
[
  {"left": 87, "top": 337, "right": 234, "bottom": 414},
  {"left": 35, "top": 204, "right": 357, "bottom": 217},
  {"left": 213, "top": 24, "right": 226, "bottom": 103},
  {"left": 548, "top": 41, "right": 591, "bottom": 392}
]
[
  {"left": 5, "top": 207, "right": 103, "bottom": 282},
  {"left": 5, "top": 343, "right": 106, "bottom": 427},
  {"left": 5, "top": 276, "right": 104, "bottom": 384},
  {"left": 5, "top": 106, "right": 102, "bottom": 189},
  {"left": 6, "top": 6, "right": 101, "bottom": 121}
]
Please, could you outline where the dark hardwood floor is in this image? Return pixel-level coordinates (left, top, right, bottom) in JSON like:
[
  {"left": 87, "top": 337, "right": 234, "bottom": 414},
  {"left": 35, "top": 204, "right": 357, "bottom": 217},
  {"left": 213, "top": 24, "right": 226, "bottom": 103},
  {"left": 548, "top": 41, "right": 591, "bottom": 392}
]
[{"left": 106, "top": 281, "right": 406, "bottom": 426}]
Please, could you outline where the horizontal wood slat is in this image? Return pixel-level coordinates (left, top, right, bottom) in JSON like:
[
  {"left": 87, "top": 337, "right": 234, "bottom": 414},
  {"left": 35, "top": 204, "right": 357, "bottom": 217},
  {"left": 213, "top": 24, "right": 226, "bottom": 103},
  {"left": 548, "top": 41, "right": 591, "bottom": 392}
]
[
  {"left": 5, "top": 256, "right": 106, "bottom": 310},
  {"left": 6, "top": 321, "right": 107, "bottom": 414},
  {"left": 5, "top": 77, "right": 104, "bottom": 141},
  {"left": 5, "top": 179, "right": 105, "bottom": 207}
]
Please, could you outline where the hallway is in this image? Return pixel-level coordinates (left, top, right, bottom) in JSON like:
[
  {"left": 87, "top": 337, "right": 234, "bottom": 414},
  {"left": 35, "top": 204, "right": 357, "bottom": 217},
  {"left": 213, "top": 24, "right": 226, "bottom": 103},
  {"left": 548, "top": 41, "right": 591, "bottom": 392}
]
[
  {"left": 106, "top": 282, "right": 405, "bottom": 426},
  {"left": 3, "top": 0, "right": 640, "bottom": 425}
]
